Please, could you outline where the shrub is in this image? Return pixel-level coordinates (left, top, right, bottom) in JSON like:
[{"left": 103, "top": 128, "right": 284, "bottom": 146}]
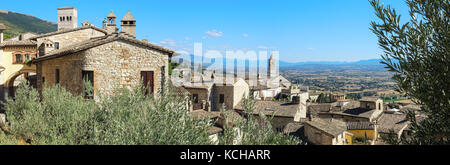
[{"left": 3, "top": 81, "right": 300, "bottom": 145}]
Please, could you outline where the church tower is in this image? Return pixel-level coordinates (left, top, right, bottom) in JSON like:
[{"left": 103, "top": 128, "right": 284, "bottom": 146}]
[
  {"left": 104, "top": 10, "right": 118, "bottom": 34},
  {"left": 268, "top": 52, "right": 278, "bottom": 78},
  {"left": 57, "top": 7, "right": 77, "bottom": 31},
  {"left": 121, "top": 11, "right": 136, "bottom": 37}
]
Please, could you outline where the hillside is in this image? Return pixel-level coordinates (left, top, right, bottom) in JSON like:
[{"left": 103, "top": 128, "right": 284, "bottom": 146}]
[{"left": 0, "top": 10, "right": 57, "bottom": 39}]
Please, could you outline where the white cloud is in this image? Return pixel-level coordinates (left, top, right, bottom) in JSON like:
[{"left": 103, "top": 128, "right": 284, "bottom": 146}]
[
  {"left": 205, "top": 30, "right": 223, "bottom": 37},
  {"left": 258, "top": 46, "right": 268, "bottom": 49},
  {"left": 257, "top": 46, "right": 277, "bottom": 50},
  {"left": 308, "top": 48, "right": 314, "bottom": 51},
  {"left": 242, "top": 33, "right": 249, "bottom": 37},
  {"left": 160, "top": 39, "right": 177, "bottom": 47},
  {"left": 185, "top": 37, "right": 191, "bottom": 41}
]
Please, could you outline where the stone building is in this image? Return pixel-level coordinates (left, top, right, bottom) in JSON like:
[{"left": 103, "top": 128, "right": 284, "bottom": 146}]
[
  {"left": 33, "top": 32, "right": 175, "bottom": 99},
  {"left": 331, "top": 92, "right": 346, "bottom": 102},
  {"left": 182, "top": 77, "right": 249, "bottom": 112},
  {"left": 1, "top": 7, "right": 175, "bottom": 101},
  {"left": 346, "top": 122, "right": 376, "bottom": 144},
  {"left": 304, "top": 118, "right": 353, "bottom": 145},
  {"left": 0, "top": 24, "right": 38, "bottom": 100},
  {"left": 317, "top": 97, "right": 384, "bottom": 123},
  {"left": 57, "top": 7, "right": 78, "bottom": 31},
  {"left": 235, "top": 93, "right": 308, "bottom": 132}
]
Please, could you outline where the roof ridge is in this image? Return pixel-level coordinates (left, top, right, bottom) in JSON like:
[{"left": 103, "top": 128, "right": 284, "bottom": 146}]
[{"left": 29, "top": 26, "right": 107, "bottom": 40}]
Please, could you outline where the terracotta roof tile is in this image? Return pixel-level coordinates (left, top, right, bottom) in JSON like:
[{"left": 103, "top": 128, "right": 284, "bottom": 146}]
[
  {"left": 33, "top": 33, "right": 175, "bottom": 63},
  {"left": 28, "top": 26, "right": 107, "bottom": 40},
  {"left": 236, "top": 100, "right": 300, "bottom": 118},
  {"left": 346, "top": 122, "right": 374, "bottom": 130},
  {"left": 121, "top": 11, "right": 136, "bottom": 21},
  {"left": 306, "top": 119, "right": 347, "bottom": 137},
  {"left": 377, "top": 113, "right": 409, "bottom": 133},
  {"left": 0, "top": 40, "right": 36, "bottom": 48}
]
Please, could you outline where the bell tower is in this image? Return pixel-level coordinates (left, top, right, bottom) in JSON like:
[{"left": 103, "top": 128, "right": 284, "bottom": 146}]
[
  {"left": 57, "top": 7, "right": 78, "bottom": 31},
  {"left": 105, "top": 10, "right": 118, "bottom": 34},
  {"left": 268, "top": 52, "right": 278, "bottom": 78}
]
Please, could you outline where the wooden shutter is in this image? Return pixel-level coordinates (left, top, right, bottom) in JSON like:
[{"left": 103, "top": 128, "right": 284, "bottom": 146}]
[{"left": 141, "top": 71, "right": 154, "bottom": 95}]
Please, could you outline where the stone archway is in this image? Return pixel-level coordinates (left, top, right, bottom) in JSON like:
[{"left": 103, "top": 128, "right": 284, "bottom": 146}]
[{"left": 4, "top": 69, "right": 37, "bottom": 98}]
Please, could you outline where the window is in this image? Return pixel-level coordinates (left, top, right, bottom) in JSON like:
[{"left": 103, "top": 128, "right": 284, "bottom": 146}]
[
  {"left": 219, "top": 94, "right": 225, "bottom": 104},
  {"left": 54, "top": 42, "right": 60, "bottom": 49},
  {"left": 25, "top": 54, "right": 32, "bottom": 61},
  {"left": 55, "top": 69, "right": 60, "bottom": 84},
  {"left": 193, "top": 94, "right": 199, "bottom": 103},
  {"left": 14, "top": 54, "right": 23, "bottom": 64},
  {"left": 82, "top": 71, "right": 94, "bottom": 99},
  {"left": 42, "top": 77, "right": 45, "bottom": 84},
  {"left": 141, "top": 71, "right": 154, "bottom": 95}
]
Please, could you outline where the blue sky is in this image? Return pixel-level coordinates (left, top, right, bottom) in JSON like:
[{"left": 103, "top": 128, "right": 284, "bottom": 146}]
[{"left": 1, "top": 0, "right": 410, "bottom": 62}]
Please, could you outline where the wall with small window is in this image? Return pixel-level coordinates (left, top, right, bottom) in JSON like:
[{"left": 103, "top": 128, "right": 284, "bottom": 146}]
[
  {"left": 12, "top": 52, "right": 36, "bottom": 64},
  {"left": 0, "top": 46, "right": 37, "bottom": 85},
  {"left": 35, "top": 40, "right": 169, "bottom": 100}
]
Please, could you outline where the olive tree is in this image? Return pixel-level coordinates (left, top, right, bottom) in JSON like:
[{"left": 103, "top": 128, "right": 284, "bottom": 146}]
[{"left": 370, "top": 0, "right": 449, "bottom": 144}]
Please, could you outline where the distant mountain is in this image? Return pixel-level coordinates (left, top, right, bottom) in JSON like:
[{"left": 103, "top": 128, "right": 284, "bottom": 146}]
[
  {"left": 0, "top": 10, "right": 57, "bottom": 39},
  {"left": 279, "top": 59, "right": 384, "bottom": 67}
]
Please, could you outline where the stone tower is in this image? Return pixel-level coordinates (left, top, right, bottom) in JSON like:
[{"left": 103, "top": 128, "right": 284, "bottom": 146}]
[
  {"left": 121, "top": 11, "right": 136, "bottom": 37},
  {"left": 57, "top": 7, "right": 78, "bottom": 31},
  {"left": 0, "top": 23, "right": 6, "bottom": 43},
  {"left": 268, "top": 52, "right": 278, "bottom": 78},
  {"left": 104, "top": 10, "right": 118, "bottom": 34}
]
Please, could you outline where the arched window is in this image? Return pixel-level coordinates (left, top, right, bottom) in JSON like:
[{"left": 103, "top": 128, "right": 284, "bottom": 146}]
[
  {"left": 25, "top": 54, "right": 31, "bottom": 61},
  {"left": 15, "top": 54, "right": 23, "bottom": 64}
]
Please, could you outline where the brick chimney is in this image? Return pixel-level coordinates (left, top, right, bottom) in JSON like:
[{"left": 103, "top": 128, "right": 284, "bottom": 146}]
[{"left": 120, "top": 11, "right": 136, "bottom": 37}]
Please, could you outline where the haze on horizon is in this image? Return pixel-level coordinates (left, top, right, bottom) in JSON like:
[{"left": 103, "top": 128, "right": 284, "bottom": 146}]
[{"left": 1, "top": 0, "right": 410, "bottom": 62}]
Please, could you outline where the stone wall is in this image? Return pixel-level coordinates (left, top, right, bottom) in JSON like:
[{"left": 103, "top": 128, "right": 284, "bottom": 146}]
[
  {"left": 316, "top": 114, "right": 370, "bottom": 123},
  {"left": 304, "top": 124, "right": 334, "bottom": 145},
  {"left": 232, "top": 79, "right": 249, "bottom": 108},
  {"left": 212, "top": 85, "right": 234, "bottom": 111},
  {"left": 37, "top": 40, "right": 169, "bottom": 99},
  {"left": 185, "top": 88, "right": 210, "bottom": 110},
  {"left": 36, "top": 28, "right": 105, "bottom": 55}
]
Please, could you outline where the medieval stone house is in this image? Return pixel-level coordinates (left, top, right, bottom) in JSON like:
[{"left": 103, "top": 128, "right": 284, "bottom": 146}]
[
  {"left": 182, "top": 77, "right": 249, "bottom": 112},
  {"left": 33, "top": 33, "right": 174, "bottom": 99},
  {"left": 0, "top": 7, "right": 175, "bottom": 100}
]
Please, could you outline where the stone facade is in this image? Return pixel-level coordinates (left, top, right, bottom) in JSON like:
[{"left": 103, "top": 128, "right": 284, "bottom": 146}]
[
  {"left": 212, "top": 79, "right": 249, "bottom": 111},
  {"left": 36, "top": 28, "right": 106, "bottom": 56},
  {"left": 37, "top": 40, "right": 169, "bottom": 99},
  {"left": 184, "top": 87, "right": 211, "bottom": 111},
  {"left": 304, "top": 120, "right": 349, "bottom": 145},
  {"left": 57, "top": 7, "right": 78, "bottom": 31}
]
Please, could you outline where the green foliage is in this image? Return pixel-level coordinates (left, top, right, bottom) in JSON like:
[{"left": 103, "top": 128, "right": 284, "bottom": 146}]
[
  {"left": 0, "top": 11, "right": 57, "bottom": 38},
  {"left": 168, "top": 62, "right": 180, "bottom": 75},
  {"left": 317, "top": 93, "right": 331, "bottom": 103},
  {"left": 370, "top": 0, "right": 449, "bottom": 144},
  {"left": 24, "top": 59, "right": 32, "bottom": 66},
  {"left": 3, "top": 81, "right": 212, "bottom": 145},
  {"left": 2, "top": 81, "right": 299, "bottom": 145}
]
